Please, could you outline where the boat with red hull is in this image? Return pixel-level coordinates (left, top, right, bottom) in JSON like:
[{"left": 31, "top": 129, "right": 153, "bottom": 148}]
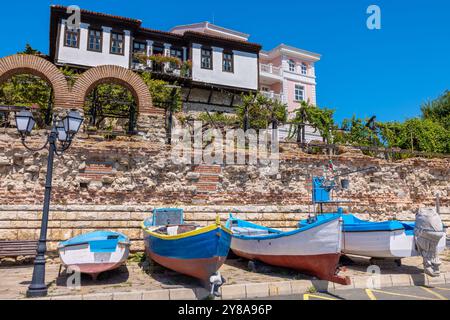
[
  {"left": 142, "top": 208, "right": 232, "bottom": 293},
  {"left": 226, "top": 214, "right": 350, "bottom": 285}
]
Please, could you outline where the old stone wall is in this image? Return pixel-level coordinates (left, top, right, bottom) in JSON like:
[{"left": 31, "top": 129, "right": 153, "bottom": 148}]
[{"left": 0, "top": 120, "right": 449, "bottom": 252}]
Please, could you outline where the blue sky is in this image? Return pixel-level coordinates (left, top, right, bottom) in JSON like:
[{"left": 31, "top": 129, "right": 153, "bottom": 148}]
[{"left": 0, "top": 0, "right": 449, "bottom": 123}]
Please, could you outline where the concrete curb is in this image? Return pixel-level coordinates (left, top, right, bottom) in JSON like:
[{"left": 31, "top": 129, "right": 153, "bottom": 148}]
[{"left": 23, "top": 272, "right": 450, "bottom": 300}]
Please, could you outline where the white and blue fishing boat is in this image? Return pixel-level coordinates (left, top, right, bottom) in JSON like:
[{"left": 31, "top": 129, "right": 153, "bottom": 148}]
[
  {"left": 226, "top": 214, "right": 351, "bottom": 285},
  {"left": 299, "top": 173, "right": 446, "bottom": 260},
  {"left": 142, "top": 208, "right": 232, "bottom": 290},
  {"left": 300, "top": 213, "right": 445, "bottom": 259},
  {"left": 58, "top": 231, "right": 130, "bottom": 280}
]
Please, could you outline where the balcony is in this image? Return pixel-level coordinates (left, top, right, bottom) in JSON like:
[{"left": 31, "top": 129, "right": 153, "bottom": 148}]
[
  {"left": 260, "top": 63, "right": 282, "bottom": 76},
  {"left": 131, "top": 54, "right": 192, "bottom": 78},
  {"left": 260, "top": 91, "right": 285, "bottom": 103},
  {"left": 259, "top": 63, "right": 282, "bottom": 85}
]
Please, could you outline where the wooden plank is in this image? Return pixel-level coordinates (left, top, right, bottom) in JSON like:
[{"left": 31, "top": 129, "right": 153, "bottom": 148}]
[
  {"left": 0, "top": 246, "right": 38, "bottom": 250},
  {"left": 0, "top": 241, "right": 38, "bottom": 244},
  {"left": 0, "top": 240, "right": 38, "bottom": 257},
  {"left": 0, "top": 252, "right": 37, "bottom": 257}
]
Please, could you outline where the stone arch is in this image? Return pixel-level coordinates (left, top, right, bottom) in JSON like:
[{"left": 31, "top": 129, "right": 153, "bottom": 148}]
[
  {"left": 71, "top": 65, "right": 154, "bottom": 114},
  {"left": 0, "top": 54, "right": 71, "bottom": 109}
]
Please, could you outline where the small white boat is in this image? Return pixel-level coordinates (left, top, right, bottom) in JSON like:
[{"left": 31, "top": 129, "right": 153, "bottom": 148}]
[
  {"left": 300, "top": 214, "right": 446, "bottom": 259},
  {"left": 58, "top": 231, "right": 130, "bottom": 280},
  {"left": 227, "top": 214, "right": 350, "bottom": 285}
]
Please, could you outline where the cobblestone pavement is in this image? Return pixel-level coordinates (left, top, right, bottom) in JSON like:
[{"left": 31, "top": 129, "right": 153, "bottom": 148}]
[{"left": 0, "top": 250, "right": 449, "bottom": 300}]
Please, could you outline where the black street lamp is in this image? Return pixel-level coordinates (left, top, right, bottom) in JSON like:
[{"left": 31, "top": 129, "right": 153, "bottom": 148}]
[{"left": 15, "top": 108, "right": 84, "bottom": 298}]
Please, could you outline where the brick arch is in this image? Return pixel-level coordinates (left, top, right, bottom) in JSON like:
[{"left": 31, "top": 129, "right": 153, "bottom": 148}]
[
  {"left": 71, "top": 65, "right": 153, "bottom": 114},
  {"left": 0, "top": 54, "right": 71, "bottom": 109}
]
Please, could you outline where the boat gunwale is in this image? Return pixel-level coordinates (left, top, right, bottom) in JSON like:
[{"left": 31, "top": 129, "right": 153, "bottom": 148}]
[
  {"left": 141, "top": 222, "right": 232, "bottom": 240},
  {"left": 299, "top": 213, "right": 417, "bottom": 233},
  {"left": 227, "top": 215, "right": 341, "bottom": 241},
  {"left": 342, "top": 228, "right": 405, "bottom": 233},
  {"left": 58, "top": 241, "right": 131, "bottom": 250},
  {"left": 58, "top": 231, "right": 131, "bottom": 249}
]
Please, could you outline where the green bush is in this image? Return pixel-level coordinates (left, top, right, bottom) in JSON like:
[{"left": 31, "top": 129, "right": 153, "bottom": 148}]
[{"left": 236, "top": 93, "right": 287, "bottom": 130}]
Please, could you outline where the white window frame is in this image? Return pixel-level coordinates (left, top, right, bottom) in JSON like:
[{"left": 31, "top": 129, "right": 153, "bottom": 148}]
[
  {"left": 294, "top": 84, "right": 305, "bottom": 102},
  {"left": 288, "top": 60, "right": 295, "bottom": 72},
  {"left": 301, "top": 63, "right": 308, "bottom": 75}
]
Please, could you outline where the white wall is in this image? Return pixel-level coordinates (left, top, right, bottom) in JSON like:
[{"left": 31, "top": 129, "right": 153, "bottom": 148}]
[
  {"left": 191, "top": 43, "right": 258, "bottom": 90},
  {"left": 56, "top": 20, "right": 131, "bottom": 68}
]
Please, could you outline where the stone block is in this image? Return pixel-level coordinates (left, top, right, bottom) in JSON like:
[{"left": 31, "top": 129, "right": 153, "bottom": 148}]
[
  {"left": 221, "top": 284, "right": 246, "bottom": 300},
  {"left": 290, "top": 280, "right": 313, "bottom": 295},
  {"left": 113, "top": 291, "right": 143, "bottom": 300},
  {"left": 169, "top": 288, "right": 196, "bottom": 300},
  {"left": 51, "top": 295, "right": 83, "bottom": 300},
  {"left": 0, "top": 229, "right": 18, "bottom": 240},
  {"left": 268, "top": 281, "right": 292, "bottom": 296},
  {"left": 83, "top": 293, "right": 113, "bottom": 300},
  {"left": 17, "top": 229, "right": 37, "bottom": 240},
  {"left": 391, "top": 274, "right": 412, "bottom": 287},
  {"left": 109, "top": 221, "right": 129, "bottom": 228},
  {"left": 142, "top": 290, "right": 170, "bottom": 300},
  {"left": 245, "top": 283, "right": 269, "bottom": 299}
]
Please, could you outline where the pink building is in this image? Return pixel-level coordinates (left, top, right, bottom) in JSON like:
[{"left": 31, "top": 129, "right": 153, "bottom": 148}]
[{"left": 259, "top": 44, "right": 321, "bottom": 115}]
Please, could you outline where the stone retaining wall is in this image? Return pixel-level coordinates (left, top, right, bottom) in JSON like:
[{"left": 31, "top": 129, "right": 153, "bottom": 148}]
[
  {"left": 0, "top": 124, "right": 449, "bottom": 254},
  {"left": 0, "top": 205, "right": 449, "bottom": 252}
]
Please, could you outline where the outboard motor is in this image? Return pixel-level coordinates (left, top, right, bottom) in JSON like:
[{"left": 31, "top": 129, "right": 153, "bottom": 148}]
[{"left": 414, "top": 208, "right": 445, "bottom": 277}]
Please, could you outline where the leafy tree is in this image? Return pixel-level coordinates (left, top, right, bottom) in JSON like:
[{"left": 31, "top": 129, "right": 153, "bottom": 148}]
[
  {"left": 20, "top": 43, "right": 41, "bottom": 55},
  {"left": 140, "top": 72, "right": 182, "bottom": 112},
  {"left": 291, "top": 100, "right": 335, "bottom": 143},
  {"left": 0, "top": 45, "right": 50, "bottom": 126},
  {"left": 334, "top": 115, "right": 381, "bottom": 147},
  {"left": 236, "top": 93, "right": 287, "bottom": 130},
  {"left": 197, "top": 112, "right": 239, "bottom": 127},
  {"left": 0, "top": 75, "right": 52, "bottom": 127},
  {"left": 421, "top": 90, "right": 450, "bottom": 130},
  {"left": 84, "top": 83, "right": 136, "bottom": 131}
]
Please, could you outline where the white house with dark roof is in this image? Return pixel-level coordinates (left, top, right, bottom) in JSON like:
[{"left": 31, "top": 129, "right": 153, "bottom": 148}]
[{"left": 49, "top": 5, "right": 321, "bottom": 124}]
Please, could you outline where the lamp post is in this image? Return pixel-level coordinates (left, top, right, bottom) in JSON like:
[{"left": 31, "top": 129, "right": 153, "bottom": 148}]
[{"left": 15, "top": 108, "right": 83, "bottom": 298}]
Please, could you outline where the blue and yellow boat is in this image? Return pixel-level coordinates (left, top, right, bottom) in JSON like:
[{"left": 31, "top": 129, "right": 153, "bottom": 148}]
[{"left": 142, "top": 208, "right": 232, "bottom": 285}]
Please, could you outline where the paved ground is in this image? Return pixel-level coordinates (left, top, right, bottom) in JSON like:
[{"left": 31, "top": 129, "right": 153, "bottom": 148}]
[
  {"left": 253, "top": 283, "right": 450, "bottom": 300},
  {"left": 0, "top": 250, "right": 449, "bottom": 300}
]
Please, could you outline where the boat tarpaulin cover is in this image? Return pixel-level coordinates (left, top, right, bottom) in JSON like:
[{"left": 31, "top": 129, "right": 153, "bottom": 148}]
[
  {"left": 59, "top": 231, "right": 129, "bottom": 252},
  {"left": 300, "top": 213, "right": 412, "bottom": 233}
]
